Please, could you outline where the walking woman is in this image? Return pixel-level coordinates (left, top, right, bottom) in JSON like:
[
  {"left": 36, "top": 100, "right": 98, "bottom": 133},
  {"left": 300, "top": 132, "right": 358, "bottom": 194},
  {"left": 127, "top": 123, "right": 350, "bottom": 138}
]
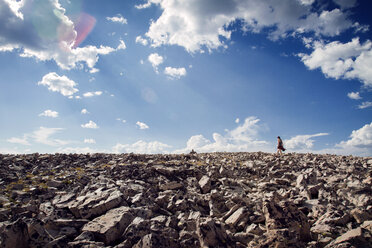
[{"left": 277, "top": 136, "right": 286, "bottom": 155}]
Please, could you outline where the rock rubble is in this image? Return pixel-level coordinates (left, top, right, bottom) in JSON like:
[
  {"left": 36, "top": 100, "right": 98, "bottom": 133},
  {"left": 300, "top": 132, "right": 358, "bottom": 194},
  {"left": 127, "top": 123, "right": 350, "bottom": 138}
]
[{"left": 0, "top": 152, "right": 371, "bottom": 247}]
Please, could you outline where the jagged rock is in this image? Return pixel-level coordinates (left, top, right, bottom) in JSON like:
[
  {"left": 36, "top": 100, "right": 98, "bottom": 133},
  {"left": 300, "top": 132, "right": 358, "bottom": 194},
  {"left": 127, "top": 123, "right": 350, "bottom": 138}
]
[
  {"left": 263, "top": 199, "right": 311, "bottom": 243},
  {"left": 198, "top": 175, "right": 211, "bottom": 194},
  {"left": 159, "top": 181, "right": 183, "bottom": 191},
  {"left": 225, "top": 206, "right": 249, "bottom": 227},
  {"left": 68, "top": 187, "right": 123, "bottom": 219},
  {"left": 0, "top": 152, "right": 371, "bottom": 247},
  {"left": 350, "top": 208, "right": 371, "bottom": 223},
  {"left": 197, "top": 217, "right": 228, "bottom": 247},
  {"left": 82, "top": 206, "right": 134, "bottom": 245},
  {"left": 325, "top": 227, "right": 372, "bottom": 248},
  {"left": 0, "top": 219, "right": 29, "bottom": 248}
]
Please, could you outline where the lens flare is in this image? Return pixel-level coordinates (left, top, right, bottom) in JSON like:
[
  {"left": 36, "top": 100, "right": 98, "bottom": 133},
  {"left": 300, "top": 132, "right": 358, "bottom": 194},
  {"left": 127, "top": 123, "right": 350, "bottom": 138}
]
[{"left": 73, "top": 12, "right": 96, "bottom": 48}]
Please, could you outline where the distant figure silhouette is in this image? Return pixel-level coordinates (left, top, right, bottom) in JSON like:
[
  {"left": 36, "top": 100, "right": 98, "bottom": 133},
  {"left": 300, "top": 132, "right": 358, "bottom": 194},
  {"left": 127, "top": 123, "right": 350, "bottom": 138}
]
[
  {"left": 277, "top": 136, "right": 286, "bottom": 155},
  {"left": 190, "top": 149, "right": 197, "bottom": 155}
]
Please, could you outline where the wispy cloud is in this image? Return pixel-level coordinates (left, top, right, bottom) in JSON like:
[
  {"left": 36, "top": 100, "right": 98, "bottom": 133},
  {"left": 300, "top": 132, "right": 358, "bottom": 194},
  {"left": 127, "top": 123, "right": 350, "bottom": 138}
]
[
  {"left": 358, "top": 101, "right": 372, "bottom": 109},
  {"left": 83, "top": 91, "right": 102, "bottom": 98},
  {"left": 84, "top": 138, "right": 96, "bottom": 144},
  {"left": 284, "top": 133, "right": 329, "bottom": 150}
]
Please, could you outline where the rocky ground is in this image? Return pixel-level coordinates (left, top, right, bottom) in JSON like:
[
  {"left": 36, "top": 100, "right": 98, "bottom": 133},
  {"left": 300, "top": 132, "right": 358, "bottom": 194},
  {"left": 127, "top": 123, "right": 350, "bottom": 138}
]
[{"left": 0, "top": 152, "right": 371, "bottom": 248}]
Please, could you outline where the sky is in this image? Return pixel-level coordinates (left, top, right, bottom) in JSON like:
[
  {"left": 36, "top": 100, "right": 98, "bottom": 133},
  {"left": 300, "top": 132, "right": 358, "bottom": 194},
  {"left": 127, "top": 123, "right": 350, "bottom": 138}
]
[{"left": 0, "top": 0, "right": 371, "bottom": 156}]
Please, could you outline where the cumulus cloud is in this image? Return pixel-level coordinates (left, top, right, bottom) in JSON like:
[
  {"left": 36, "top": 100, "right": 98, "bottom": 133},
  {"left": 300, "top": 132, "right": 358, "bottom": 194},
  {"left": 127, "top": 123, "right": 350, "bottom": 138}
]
[
  {"left": 139, "top": 0, "right": 356, "bottom": 53},
  {"left": 112, "top": 140, "right": 171, "bottom": 154},
  {"left": 106, "top": 14, "right": 127, "bottom": 24},
  {"left": 235, "top": 118, "right": 240, "bottom": 124},
  {"left": 81, "top": 120, "right": 99, "bottom": 129},
  {"left": 164, "top": 67, "right": 186, "bottom": 79},
  {"left": 337, "top": 122, "right": 372, "bottom": 148},
  {"left": 148, "top": 53, "right": 163, "bottom": 73},
  {"left": 299, "top": 38, "right": 372, "bottom": 87},
  {"left": 0, "top": 0, "right": 124, "bottom": 70},
  {"left": 39, "top": 110, "right": 59, "bottom": 118},
  {"left": 284, "top": 133, "right": 329, "bottom": 150},
  {"left": 347, "top": 92, "right": 361, "bottom": 100},
  {"left": 174, "top": 116, "right": 271, "bottom": 153},
  {"left": 358, "top": 101, "right": 372, "bottom": 109},
  {"left": 135, "top": 36, "right": 148, "bottom": 46},
  {"left": 83, "top": 91, "right": 102, "bottom": 98},
  {"left": 136, "top": 121, "right": 149, "bottom": 130},
  {"left": 38, "top": 72, "right": 78, "bottom": 96},
  {"left": 81, "top": 108, "right": 89, "bottom": 114},
  {"left": 84, "top": 138, "right": 96, "bottom": 144}
]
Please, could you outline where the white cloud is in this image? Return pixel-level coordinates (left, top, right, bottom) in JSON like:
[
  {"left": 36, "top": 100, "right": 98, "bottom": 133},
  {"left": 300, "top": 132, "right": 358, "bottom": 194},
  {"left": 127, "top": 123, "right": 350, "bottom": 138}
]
[
  {"left": 81, "top": 120, "right": 99, "bottom": 129},
  {"left": 333, "top": 0, "right": 357, "bottom": 9},
  {"left": 32, "top": 127, "right": 69, "bottom": 146},
  {"left": 84, "top": 138, "right": 96, "bottom": 144},
  {"left": 148, "top": 53, "right": 163, "bottom": 73},
  {"left": 3, "top": 0, "right": 25, "bottom": 19},
  {"left": 347, "top": 92, "right": 362, "bottom": 100},
  {"left": 358, "top": 101, "right": 372, "bottom": 109},
  {"left": 38, "top": 72, "right": 78, "bottom": 96},
  {"left": 89, "top": 68, "right": 99, "bottom": 74},
  {"left": 298, "top": 0, "right": 315, "bottom": 5},
  {"left": 135, "top": 36, "right": 148, "bottom": 46},
  {"left": 112, "top": 140, "right": 171, "bottom": 154},
  {"left": 83, "top": 91, "right": 102, "bottom": 97},
  {"left": 284, "top": 133, "right": 329, "bottom": 150},
  {"left": 39, "top": 110, "right": 59, "bottom": 118},
  {"left": 299, "top": 38, "right": 372, "bottom": 87},
  {"left": 164, "top": 67, "right": 186, "bottom": 79},
  {"left": 81, "top": 108, "right": 89, "bottom": 114},
  {"left": 7, "top": 136, "right": 30, "bottom": 146},
  {"left": 174, "top": 116, "right": 271, "bottom": 153},
  {"left": 140, "top": 0, "right": 356, "bottom": 53},
  {"left": 117, "top": 39, "right": 126, "bottom": 50},
  {"left": 7, "top": 127, "right": 70, "bottom": 147},
  {"left": 338, "top": 122, "right": 372, "bottom": 148},
  {"left": 0, "top": 1, "right": 125, "bottom": 70},
  {"left": 106, "top": 14, "right": 127, "bottom": 24},
  {"left": 57, "top": 146, "right": 100, "bottom": 154},
  {"left": 235, "top": 118, "right": 240, "bottom": 124},
  {"left": 136, "top": 121, "right": 149, "bottom": 130}
]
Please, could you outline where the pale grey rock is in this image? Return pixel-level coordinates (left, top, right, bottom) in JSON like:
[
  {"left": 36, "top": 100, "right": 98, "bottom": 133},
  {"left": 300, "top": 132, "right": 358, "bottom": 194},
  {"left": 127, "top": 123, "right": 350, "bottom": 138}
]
[
  {"left": 225, "top": 207, "right": 249, "bottom": 227},
  {"left": 82, "top": 206, "right": 134, "bottom": 245},
  {"left": 68, "top": 187, "right": 123, "bottom": 219},
  {"left": 199, "top": 175, "right": 211, "bottom": 194}
]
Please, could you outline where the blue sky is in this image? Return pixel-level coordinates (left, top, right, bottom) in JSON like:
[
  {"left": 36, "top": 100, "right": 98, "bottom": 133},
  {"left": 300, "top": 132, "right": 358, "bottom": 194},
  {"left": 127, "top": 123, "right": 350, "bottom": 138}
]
[{"left": 1, "top": 0, "right": 371, "bottom": 156}]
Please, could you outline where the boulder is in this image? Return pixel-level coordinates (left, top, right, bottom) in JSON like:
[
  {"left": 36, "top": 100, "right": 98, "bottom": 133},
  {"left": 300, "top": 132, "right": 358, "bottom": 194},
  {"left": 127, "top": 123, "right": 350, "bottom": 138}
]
[
  {"left": 0, "top": 219, "right": 29, "bottom": 248},
  {"left": 82, "top": 206, "right": 134, "bottom": 245}
]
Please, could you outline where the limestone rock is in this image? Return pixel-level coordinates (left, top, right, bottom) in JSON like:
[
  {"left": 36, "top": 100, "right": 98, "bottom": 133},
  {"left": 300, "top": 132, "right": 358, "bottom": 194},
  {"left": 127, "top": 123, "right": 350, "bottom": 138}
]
[
  {"left": 82, "top": 206, "right": 134, "bottom": 245},
  {"left": 198, "top": 175, "right": 211, "bottom": 194},
  {"left": 0, "top": 219, "right": 29, "bottom": 248}
]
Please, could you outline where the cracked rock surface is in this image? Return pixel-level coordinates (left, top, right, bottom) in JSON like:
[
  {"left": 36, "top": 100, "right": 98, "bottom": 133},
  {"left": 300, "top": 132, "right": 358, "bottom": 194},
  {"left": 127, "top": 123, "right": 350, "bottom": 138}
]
[{"left": 0, "top": 152, "right": 371, "bottom": 247}]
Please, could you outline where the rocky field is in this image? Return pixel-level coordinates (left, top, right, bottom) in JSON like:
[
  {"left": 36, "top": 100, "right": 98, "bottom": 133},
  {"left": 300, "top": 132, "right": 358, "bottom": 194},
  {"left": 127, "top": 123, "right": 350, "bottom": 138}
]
[{"left": 0, "top": 152, "right": 371, "bottom": 248}]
